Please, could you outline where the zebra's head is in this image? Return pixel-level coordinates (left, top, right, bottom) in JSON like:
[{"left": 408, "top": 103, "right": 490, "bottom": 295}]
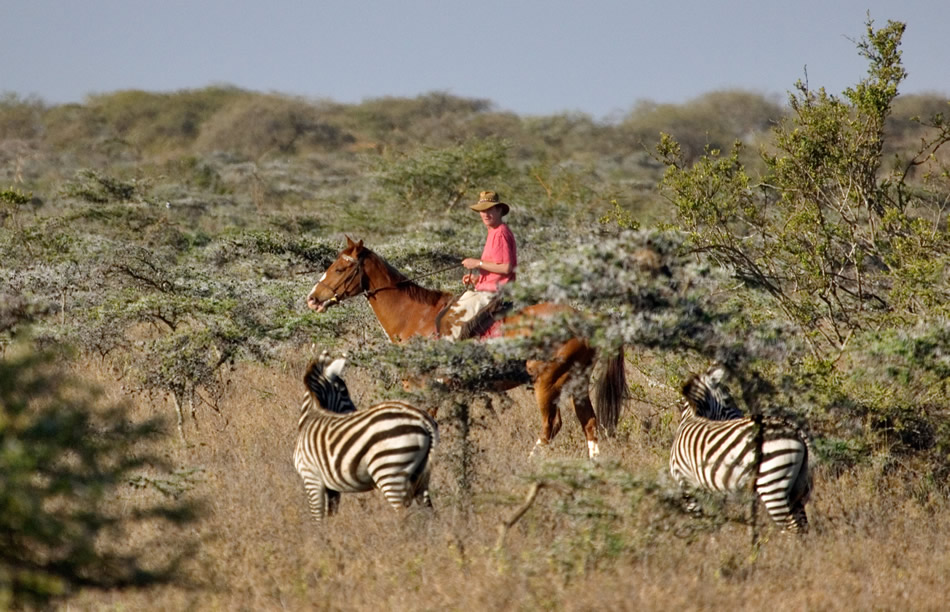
[
  {"left": 304, "top": 352, "right": 357, "bottom": 414},
  {"left": 681, "top": 365, "right": 743, "bottom": 420}
]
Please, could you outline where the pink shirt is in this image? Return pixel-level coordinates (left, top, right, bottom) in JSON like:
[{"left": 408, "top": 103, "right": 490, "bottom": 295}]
[{"left": 476, "top": 223, "right": 517, "bottom": 292}]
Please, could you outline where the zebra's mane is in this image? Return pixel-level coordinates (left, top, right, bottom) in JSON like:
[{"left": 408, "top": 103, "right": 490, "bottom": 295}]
[
  {"left": 303, "top": 353, "right": 357, "bottom": 414},
  {"left": 681, "top": 365, "right": 744, "bottom": 420}
]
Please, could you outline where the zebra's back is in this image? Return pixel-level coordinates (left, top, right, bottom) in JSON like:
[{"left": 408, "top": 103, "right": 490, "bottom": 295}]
[
  {"left": 299, "top": 400, "right": 437, "bottom": 492},
  {"left": 673, "top": 416, "right": 807, "bottom": 488}
]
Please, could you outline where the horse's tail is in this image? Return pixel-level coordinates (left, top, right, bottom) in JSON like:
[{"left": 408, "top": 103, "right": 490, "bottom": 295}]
[{"left": 594, "top": 345, "right": 627, "bottom": 435}]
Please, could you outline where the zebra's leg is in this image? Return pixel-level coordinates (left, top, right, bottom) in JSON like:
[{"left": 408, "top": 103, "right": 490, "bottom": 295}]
[
  {"left": 756, "top": 468, "right": 809, "bottom": 532},
  {"left": 760, "top": 496, "right": 798, "bottom": 532},
  {"left": 376, "top": 473, "right": 414, "bottom": 511},
  {"left": 326, "top": 489, "right": 341, "bottom": 516},
  {"left": 377, "top": 476, "right": 434, "bottom": 513},
  {"left": 784, "top": 460, "right": 812, "bottom": 534},
  {"left": 301, "top": 473, "right": 330, "bottom": 524},
  {"left": 785, "top": 502, "right": 808, "bottom": 534},
  {"left": 758, "top": 483, "right": 813, "bottom": 534},
  {"left": 412, "top": 463, "right": 434, "bottom": 509},
  {"left": 681, "top": 490, "right": 703, "bottom": 515},
  {"left": 671, "top": 470, "right": 704, "bottom": 516}
]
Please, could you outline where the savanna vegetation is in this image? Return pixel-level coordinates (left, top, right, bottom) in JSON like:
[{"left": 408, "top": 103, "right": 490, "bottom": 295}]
[{"left": 2, "top": 17, "right": 949, "bottom": 610}]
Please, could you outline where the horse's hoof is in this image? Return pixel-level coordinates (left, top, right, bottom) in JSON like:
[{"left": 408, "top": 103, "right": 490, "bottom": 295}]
[
  {"left": 528, "top": 439, "right": 549, "bottom": 459},
  {"left": 587, "top": 440, "right": 601, "bottom": 461}
]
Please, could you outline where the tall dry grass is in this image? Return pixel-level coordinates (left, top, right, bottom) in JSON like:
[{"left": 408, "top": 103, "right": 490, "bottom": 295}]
[{"left": 64, "top": 355, "right": 950, "bottom": 611}]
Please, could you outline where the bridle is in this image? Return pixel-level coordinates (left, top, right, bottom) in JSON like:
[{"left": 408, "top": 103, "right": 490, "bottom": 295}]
[
  {"left": 314, "top": 251, "right": 464, "bottom": 308},
  {"left": 312, "top": 253, "right": 368, "bottom": 309}
]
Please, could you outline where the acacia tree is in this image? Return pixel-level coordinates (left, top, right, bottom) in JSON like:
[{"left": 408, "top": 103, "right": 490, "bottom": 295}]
[
  {"left": 658, "top": 18, "right": 950, "bottom": 355},
  {"left": 657, "top": 18, "right": 950, "bottom": 475}
]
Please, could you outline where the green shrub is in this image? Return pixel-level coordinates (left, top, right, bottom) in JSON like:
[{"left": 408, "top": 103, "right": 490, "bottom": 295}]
[
  {"left": 195, "top": 94, "right": 354, "bottom": 158},
  {"left": 622, "top": 89, "right": 784, "bottom": 164},
  {"left": 0, "top": 341, "right": 194, "bottom": 608},
  {"left": 371, "top": 138, "right": 513, "bottom": 212},
  {"left": 659, "top": 18, "right": 950, "bottom": 355},
  {"left": 0, "top": 93, "right": 45, "bottom": 140}
]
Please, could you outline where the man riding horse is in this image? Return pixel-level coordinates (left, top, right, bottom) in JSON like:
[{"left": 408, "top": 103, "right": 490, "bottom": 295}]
[
  {"left": 441, "top": 190, "right": 517, "bottom": 340},
  {"left": 304, "top": 193, "right": 628, "bottom": 459}
]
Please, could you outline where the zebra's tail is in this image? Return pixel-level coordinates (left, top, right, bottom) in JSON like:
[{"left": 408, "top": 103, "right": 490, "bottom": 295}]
[
  {"left": 786, "top": 440, "right": 812, "bottom": 534},
  {"left": 594, "top": 344, "right": 627, "bottom": 435},
  {"left": 409, "top": 415, "right": 439, "bottom": 507}
]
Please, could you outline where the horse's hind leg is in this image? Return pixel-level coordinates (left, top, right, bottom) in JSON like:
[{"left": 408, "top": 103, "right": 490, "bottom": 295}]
[
  {"left": 527, "top": 339, "right": 598, "bottom": 458},
  {"left": 561, "top": 339, "right": 598, "bottom": 458},
  {"left": 528, "top": 364, "right": 563, "bottom": 458},
  {"left": 570, "top": 392, "right": 599, "bottom": 459}
]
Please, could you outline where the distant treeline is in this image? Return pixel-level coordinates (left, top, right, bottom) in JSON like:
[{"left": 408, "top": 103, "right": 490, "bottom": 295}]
[{"left": 1, "top": 87, "right": 946, "bottom": 165}]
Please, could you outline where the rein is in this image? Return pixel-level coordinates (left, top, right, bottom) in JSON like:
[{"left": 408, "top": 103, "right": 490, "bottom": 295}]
[{"left": 317, "top": 254, "right": 463, "bottom": 308}]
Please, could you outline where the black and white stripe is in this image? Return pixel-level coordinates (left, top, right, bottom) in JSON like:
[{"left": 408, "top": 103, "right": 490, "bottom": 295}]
[
  {"left": 293, "top": 354, "right": 439, "bottom": 524},
  {"left": 680, "top": 365, "right": 746, "bottom": 420},
  {"left": 670, "top": 366, "right": 811, "bottom": 533}
]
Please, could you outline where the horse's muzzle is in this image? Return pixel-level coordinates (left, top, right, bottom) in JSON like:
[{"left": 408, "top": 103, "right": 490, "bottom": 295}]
[{"left": 309, "top": 295, "right": 338, "bottom": 313}]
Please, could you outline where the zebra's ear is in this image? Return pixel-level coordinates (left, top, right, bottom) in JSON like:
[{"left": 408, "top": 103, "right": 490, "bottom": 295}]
[
  {"left": 681, "top": 375, "right": 699, "bottom": 406},
  {"left": 325, "top": 357, "right": 347, "bottom": 380},
  {"left": 707, "top": 365, "right": 726, "bottom": 385}
]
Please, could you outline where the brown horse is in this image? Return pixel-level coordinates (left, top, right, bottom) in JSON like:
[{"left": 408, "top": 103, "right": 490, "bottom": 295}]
[{"left": 306, "top": 236, "right": 627, "bottom": 459}]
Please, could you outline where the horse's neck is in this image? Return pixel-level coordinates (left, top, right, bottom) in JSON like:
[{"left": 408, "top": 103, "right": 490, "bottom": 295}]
[{"left": 362, "top": 255, "right": 453, "bottom": 342}]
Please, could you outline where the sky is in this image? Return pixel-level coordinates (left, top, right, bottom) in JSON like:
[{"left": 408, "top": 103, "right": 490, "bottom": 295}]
[{"left": 3, "top": 1, "right": 948, "bottom": 121}]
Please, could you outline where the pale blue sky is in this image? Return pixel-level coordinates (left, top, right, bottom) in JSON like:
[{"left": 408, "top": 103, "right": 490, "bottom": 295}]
[{"left": 3, "top": 1, "right": 947, "bottom": 120}]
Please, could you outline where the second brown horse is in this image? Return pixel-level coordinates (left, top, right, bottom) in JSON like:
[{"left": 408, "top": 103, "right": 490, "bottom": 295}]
[{"left": 306, "top": 237, "right": 627, "bottom": 459}]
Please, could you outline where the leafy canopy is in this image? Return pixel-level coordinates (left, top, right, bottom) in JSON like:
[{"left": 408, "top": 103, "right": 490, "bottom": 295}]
[{"left": 659, "top": 18, "right": 950, "bottom": 355}]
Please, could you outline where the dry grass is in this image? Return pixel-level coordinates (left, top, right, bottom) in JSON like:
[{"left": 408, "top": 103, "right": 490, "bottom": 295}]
[{"left": 62, "top": 356, "right": 950, "bottom": 612}]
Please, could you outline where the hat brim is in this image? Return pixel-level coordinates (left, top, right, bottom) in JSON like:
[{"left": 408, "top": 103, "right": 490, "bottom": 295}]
[{"left": 470, "top": 202, "right": 509, "bottom": 216}]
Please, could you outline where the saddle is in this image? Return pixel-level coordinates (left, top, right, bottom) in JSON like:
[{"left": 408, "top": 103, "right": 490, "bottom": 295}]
[{"left": 435, "top": 292, "right": 512, "bottom": 340}]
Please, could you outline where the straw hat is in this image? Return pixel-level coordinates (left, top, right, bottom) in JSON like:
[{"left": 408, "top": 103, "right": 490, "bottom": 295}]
[{"left": 470, "top": 190, "right": 510, "bottom": 216}]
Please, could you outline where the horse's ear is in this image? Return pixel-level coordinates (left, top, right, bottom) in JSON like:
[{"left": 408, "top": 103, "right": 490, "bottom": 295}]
[{"left": 345, "top": 235, "right": 355, "bottom": 248}]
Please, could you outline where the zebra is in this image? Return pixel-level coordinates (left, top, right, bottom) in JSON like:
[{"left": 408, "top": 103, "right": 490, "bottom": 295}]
[
  {"left": 293, "top": 353, "right": 439, "bottom": 524},
  {"left": 669, "top": 365, "right": 812, "bottom": 533}
]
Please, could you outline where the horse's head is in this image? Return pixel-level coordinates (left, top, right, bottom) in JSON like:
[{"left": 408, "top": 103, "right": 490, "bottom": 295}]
[{"left": 307, "top": 236, "right": 367, "bottom": 312}]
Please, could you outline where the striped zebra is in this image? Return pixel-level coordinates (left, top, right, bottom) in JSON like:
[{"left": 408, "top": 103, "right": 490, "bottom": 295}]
[
  {"left": 293, "top": 353, "right": 439, "bottom": 524},
  {"left": 670, "top": 365, "right": 812, "bottom": 533}
]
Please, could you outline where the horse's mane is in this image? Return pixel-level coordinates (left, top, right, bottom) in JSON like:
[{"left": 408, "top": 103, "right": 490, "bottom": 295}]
[{"left": 363, "top": 248, "right": 453, "bottom": 305}]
